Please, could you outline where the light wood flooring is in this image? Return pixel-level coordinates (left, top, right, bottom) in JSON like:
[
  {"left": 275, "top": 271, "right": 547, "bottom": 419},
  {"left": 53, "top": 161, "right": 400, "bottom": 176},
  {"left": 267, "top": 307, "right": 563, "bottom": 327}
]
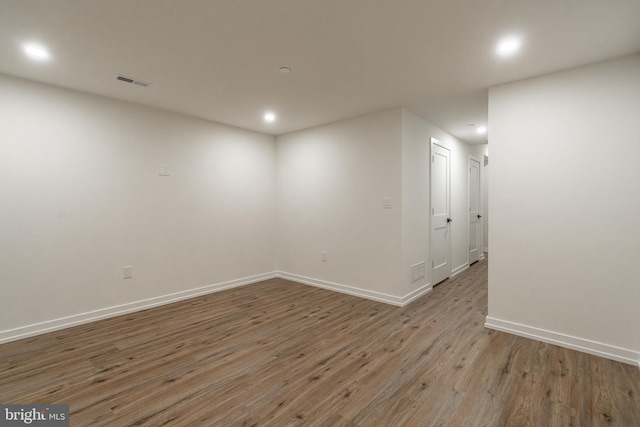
[{"left": 1, "top": 259, "right": 639, "bottom": 426}]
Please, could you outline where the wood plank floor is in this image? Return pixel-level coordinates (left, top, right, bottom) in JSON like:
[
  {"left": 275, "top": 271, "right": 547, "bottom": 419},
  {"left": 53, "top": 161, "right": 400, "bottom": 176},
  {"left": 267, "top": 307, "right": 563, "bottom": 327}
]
[{"left": 1, "top": 259, "right": 639, "bottom": 426}]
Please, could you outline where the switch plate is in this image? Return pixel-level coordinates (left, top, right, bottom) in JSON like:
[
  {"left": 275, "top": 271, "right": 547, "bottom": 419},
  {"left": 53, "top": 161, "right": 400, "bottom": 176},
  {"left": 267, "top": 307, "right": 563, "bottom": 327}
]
[
  {"left": 123, "top": 266, "right": 133, "bottom": 279},
  {"left": 382, "top": 197, "right": 392, "bottom": 209},
  {"left": 321, "top": 252, "right": 327, "bottom": 262},
  {"left": 158, "top": 164, "right": 170, "bottom": 176}
]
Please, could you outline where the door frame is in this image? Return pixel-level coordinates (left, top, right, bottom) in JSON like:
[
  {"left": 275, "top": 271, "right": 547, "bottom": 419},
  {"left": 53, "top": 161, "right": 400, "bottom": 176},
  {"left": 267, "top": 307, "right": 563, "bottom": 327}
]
[
  {"left": 430, "top": 137, "right": 452, "bottom": 285},
  {"left": 467, "top": 155, "right": 484, "bottom": 265}
]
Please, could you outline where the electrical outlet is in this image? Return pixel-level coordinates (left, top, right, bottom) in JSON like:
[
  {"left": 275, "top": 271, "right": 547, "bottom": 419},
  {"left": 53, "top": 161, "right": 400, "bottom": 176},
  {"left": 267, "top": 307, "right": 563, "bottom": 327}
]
[
  {"left": 382, "top": 197, "right": 392, "bottom": 209},
  {"left": 158, "top": 164, "right": 170, "bottom": 176},
  {"left": 123, "top": 266, "right": 133, "bottom": 279},
  {"left": 321, "top": 252, "right": 327, "bottom": 262}
]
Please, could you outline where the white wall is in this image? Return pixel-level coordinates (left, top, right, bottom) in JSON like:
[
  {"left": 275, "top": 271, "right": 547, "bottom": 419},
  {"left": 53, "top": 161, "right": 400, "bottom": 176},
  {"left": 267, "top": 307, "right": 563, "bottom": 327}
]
[
  {"left": 482, "top": 149, "right": 489, "bottom": 252},
  {"left": 0, "top": 75, "right": 485, "bottom": 341},
  {"left": 403, "top": 110, "right": 485, "bottom": 277},
  {"left": 400, "top": 110, "right": 431, "bottom": 296},
  {"left": 276, "top": 107, "right": 480, "bottom": 304},
  {"left": 0, "top": 74, "right": 277, "bottom": 340},
  {"left": 276, "top": 109, "right": 404, "bottom": 302},
  {"left": 487, "top": 53, "right": 640, "bottom": 365},
  {"left": 401, "top": 110, "right": 484, "bottom": 292}
]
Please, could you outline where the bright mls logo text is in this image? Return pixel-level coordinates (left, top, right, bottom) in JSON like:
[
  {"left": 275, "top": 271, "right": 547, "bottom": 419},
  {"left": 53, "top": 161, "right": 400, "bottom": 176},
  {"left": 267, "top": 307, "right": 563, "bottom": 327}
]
[{"left": 1, "top": 404, "right": 69, "bottom": 426}]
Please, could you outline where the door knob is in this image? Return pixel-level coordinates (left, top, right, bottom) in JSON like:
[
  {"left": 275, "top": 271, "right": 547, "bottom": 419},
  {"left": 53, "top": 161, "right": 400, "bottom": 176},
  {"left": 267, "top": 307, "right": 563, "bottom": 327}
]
[
  {"left": 477, "top": 215, "right": 482, "bottom": 219},
  {"left": 447, "top": 218, "right": 453, "bottom": 223}
]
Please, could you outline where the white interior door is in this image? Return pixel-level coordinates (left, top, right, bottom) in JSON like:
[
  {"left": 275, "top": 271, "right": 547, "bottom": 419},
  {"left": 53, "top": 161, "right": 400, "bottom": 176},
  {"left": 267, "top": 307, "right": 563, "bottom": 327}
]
[
  {"left": 431, "top": 140, "right": 451, "bottom": 286},
  {"left": 469, "top": 157, "right": 481, "bottom": 264}
]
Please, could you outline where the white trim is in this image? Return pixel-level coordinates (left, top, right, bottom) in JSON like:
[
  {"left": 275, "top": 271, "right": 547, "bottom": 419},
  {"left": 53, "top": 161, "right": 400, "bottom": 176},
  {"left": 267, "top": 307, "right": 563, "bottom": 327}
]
[
  {"left": 430, "top": 138, "right": 452, "bottom": 285},
  {"left": 277, "top": 271, "right": 432, "bottom": 307},
  {"left": 0, "top": 271, "right": 277, "bottom": 345},
  {"left": 277, "top": 271, "right": 404, "bottom": 306},
  {"left": 451, "top": 263, "right": 469, "bottom": 278},
  {"left": 485, "top": 316, "right": 640, "bottom": 367},
  {"left": 401, "top": 282, "right": 433, "bottom": 306},
  {"left": 468, "top": 155, "right": 482, "bottom": 266},
  {"left": 1, "top": 271, "right": 438, "bottom": 345}
]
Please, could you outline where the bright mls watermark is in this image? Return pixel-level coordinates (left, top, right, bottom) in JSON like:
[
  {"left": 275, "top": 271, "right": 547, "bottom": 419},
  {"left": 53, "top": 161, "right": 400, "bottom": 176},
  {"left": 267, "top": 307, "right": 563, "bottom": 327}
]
[{"left": 0, "top": 405, "right": 69, "bottom": 426}]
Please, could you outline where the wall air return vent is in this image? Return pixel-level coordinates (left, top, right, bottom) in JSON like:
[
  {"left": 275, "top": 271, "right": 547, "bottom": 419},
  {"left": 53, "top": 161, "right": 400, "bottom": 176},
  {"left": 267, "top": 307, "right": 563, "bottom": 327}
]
[{"left": 116, "top": 74, "right": 152, "bottom": 87}]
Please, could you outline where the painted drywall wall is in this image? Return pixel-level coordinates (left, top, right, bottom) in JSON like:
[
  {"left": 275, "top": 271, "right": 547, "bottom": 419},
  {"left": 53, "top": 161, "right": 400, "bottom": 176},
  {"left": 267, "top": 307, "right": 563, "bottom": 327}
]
[
  {"left": 405, "top": 112, "right": 484, "bottom": 278},
  {"left": 276, "top": 109, "right": 404, "bottom": 301},
  {"left": 482, "top": 148, "right": 489, "bottom": 252},
  {"left": 400, "top": 109, "right": 431, "bottom": 296},
  {"left": 0, "top": 74, "right": 277, "bottom": 338},
  {"left": 400, "top": 110, "right": 483, "bottom": 292},
  {"left": 277, "top": 107, "right": 480, "bottom": 303},
  {"left": 487, "top": 53, "right": 640, "bottom": 363},
  {"left": 1, "top": 75, "right": 483, "bottom": 340}
]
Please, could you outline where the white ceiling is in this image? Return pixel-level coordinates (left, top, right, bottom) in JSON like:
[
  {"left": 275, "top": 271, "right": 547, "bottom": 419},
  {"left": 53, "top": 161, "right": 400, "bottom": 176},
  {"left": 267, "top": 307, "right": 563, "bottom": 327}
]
[{"left": 1, "top": 1, "right": 639, "bottom": 144}]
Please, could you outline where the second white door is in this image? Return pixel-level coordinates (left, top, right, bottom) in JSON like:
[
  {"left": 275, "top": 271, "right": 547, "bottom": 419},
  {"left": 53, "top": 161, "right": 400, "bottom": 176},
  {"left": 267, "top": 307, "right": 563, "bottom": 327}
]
[
  {"left": 431, "top": 140, "right": 451, "bottom": 286},
  {"left": 469, "top": 157, "right": 481, "bottom": 264}
]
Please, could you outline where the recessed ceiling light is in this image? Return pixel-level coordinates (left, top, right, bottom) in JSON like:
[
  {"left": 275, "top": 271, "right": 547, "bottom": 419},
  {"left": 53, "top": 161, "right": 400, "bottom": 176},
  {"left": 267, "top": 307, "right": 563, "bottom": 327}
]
[
  {"left": 279, "top": 67, "right": 291, "bottom": 73},
  {"left": 476, "top": 126, "right": 487, "bottom": 135},
  {"left": 495, "top": 36, "right": 521, "bottom": 57},
  {"left": 264, "top": 112, "right": 276, "bottom": 123},
  {"left": 23, "top": 42, "right": 51, "bottom": 62}
]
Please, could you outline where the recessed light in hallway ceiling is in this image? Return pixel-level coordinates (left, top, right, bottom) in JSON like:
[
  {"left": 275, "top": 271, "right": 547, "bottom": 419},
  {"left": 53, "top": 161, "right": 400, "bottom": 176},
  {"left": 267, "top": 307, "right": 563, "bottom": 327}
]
[
  {"left": 22, "top": 42, "right": 51, "bottom": 62},
  {"left": 263, "top": 112, "right": 276, "bottom": 123},
  {"left": 495, "top": 35, "right": 522, "bottom": 58}
]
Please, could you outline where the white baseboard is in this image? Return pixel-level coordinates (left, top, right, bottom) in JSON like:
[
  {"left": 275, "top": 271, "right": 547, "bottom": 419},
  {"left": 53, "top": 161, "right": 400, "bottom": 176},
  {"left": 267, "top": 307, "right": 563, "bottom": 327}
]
[
  {"left": 0, "top": 271, "right": 277, "bottom": 345},
  {"left": 451, "top": 263, "right": 469, "bottom": 278},
  {"left": 277, "top": 271, "right": 405, "bottom": 306},
  {"left": 1, "top": 271, "right": 436, "bottom": 345},
  {"left": 401, "top": 282, "right": 433, "bottom": 306},
  {"left": 277, "top": 271, "right": 432, "bottom": 307},
  {"left": 485, "top": 316, "right": 640, "bottom": 367}
]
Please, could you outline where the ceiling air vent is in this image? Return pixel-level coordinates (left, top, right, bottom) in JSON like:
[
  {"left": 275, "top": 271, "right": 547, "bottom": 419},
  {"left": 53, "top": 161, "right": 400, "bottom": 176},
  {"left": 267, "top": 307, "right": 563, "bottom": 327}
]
[{"left": 116, "top": 74, "right": 151, "bottom": 87}]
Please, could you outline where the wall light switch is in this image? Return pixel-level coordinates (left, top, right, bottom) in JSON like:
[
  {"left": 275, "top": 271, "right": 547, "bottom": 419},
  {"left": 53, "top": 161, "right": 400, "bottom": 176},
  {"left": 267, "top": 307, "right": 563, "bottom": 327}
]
[
  {"left": 158, "top": 164, "right": 170, "bottom": 176},
  {"left": 123, "top": 266, "right": 133, "bottom": 279},
  {"left": 382, "top": 197, "right": 392, "bottom": 209},
  {"left": 321, "top": 252, "right": 327, "bottom": 262}
]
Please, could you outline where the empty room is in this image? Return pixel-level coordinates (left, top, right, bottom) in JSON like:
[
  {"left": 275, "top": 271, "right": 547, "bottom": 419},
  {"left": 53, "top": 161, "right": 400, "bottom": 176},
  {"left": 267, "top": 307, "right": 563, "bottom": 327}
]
[{"left": 1, "top": 1, "right": 639, "bottom": 426}]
